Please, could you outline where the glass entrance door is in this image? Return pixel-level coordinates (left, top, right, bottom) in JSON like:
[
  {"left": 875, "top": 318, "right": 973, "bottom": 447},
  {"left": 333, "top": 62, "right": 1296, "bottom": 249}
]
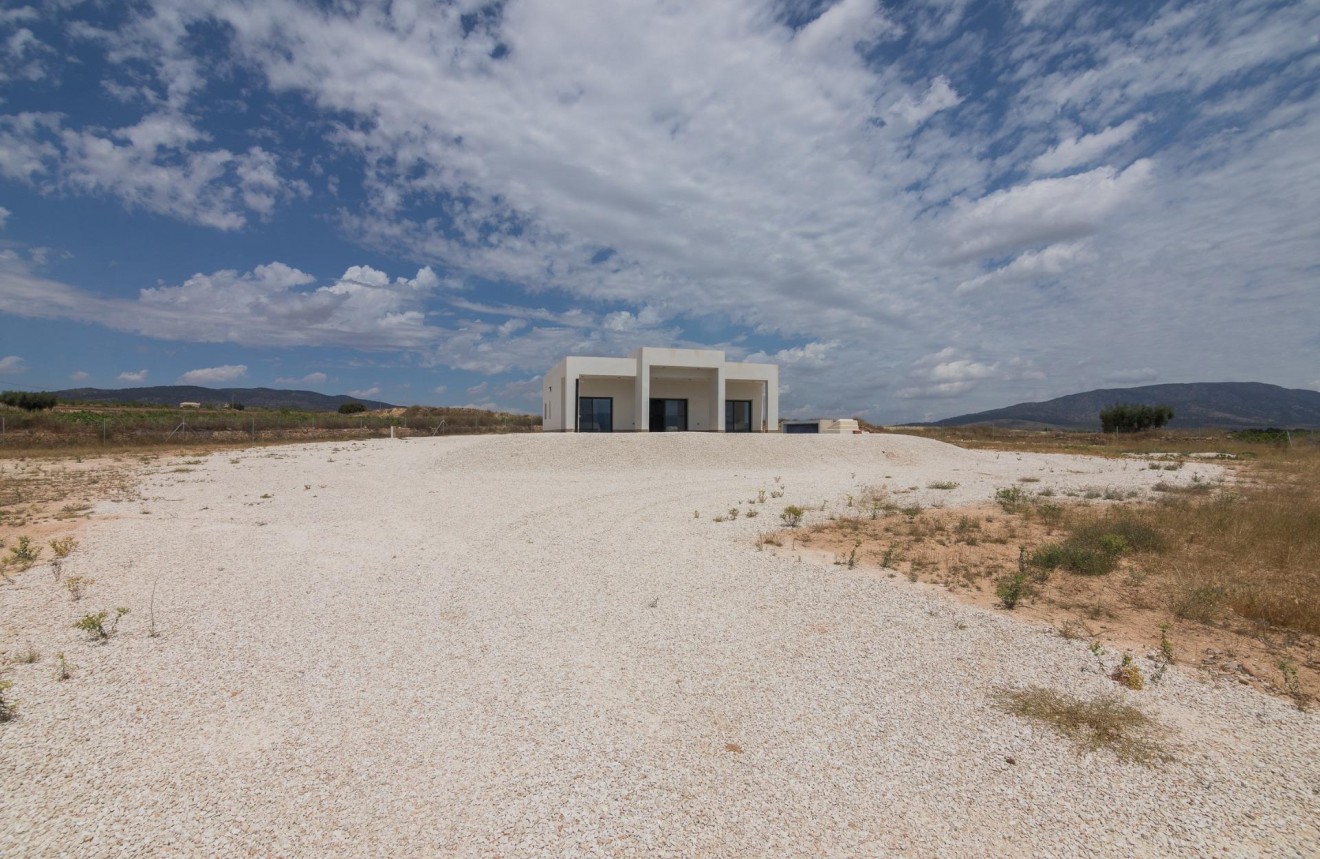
[
  {"left": 725, "top": 400, "right": 753, "bottom": 432},
  {"left": 649, "top": 398, "right": 688, "bottom": 431},
  {"left": 578, "top": 397, "right": 613, "bottom": 432}
]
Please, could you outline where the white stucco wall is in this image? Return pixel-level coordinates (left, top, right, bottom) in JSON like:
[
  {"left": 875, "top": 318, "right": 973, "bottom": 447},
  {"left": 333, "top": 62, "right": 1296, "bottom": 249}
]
[
  {"left": 541, "top": 348, "right": 778, "bottom": 431},
  {"left": 725, "top": 379, "right": 765, "bottom": 431},
  {"left": 648, "top": 378, "right": 714, "bottom": 431},
  {"left": 578, "top": 376, "right": 639, "bottom": 430}
]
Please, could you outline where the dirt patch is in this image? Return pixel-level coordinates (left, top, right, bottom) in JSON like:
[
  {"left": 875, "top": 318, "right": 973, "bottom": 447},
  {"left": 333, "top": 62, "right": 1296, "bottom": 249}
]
[
  {"left": 0, "top": 452, "right": 147, "bottom": 577},
  {"left": 766, "top": 500, "right": 1319, "bottom": 705}
]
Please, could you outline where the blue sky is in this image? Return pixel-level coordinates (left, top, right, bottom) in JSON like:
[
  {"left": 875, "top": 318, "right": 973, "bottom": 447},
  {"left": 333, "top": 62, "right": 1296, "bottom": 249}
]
[{"left": 0, "top": 0, "right": 1316, "bottom": 421}]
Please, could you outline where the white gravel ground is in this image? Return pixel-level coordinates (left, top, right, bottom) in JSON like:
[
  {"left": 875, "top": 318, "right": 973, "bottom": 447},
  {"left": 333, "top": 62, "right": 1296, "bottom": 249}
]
[{"left": 2, "top": 433, "right": 1317, "bottom": 858}]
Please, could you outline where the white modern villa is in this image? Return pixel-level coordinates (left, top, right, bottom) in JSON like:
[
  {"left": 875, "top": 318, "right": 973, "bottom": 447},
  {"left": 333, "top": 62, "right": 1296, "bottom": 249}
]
[{"left": 542, "top": 347, "right": 779, "bottom": 432}]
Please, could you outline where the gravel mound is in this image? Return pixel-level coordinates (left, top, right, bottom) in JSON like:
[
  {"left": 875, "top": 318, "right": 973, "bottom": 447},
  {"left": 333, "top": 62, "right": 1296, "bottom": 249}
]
[{"left": 2, "top": 434, "right": 1315, "bottom": 857}]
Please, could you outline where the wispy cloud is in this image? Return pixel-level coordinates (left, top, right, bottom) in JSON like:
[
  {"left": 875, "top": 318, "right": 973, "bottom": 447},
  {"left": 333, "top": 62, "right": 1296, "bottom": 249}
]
[
  {"left": 274, "top": 372, "right": 328, "bottom": 386},
  {"left": 178, "top": 364, "right": 247, "bottom": 385},
  {"left": 117, "top": 369, "right": 148, "bottom": 383},
  {"left": 0, "top": 354, "right": 26, "bottom": 374}
]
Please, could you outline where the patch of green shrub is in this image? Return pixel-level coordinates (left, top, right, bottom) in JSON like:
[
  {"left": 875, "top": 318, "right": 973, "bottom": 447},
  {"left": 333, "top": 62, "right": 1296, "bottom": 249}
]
[{"left": 0, "top": 390, "right": 57, "bottom": 411}]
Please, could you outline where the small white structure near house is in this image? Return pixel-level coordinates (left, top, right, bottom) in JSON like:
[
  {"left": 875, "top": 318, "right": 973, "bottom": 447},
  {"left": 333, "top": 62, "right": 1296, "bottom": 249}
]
[
  {"left": 179, "top": 402, "right": 201, "bottom": 409},
  {"left": 781, "top": 418, "right": 863, "bottom": 434},
  {"left": 542, "top": 347, "right": 778, "bottom": 432}
]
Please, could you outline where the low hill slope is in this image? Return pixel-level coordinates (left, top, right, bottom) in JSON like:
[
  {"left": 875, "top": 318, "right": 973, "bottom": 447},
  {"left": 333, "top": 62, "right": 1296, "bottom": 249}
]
[
  {"left": 54, "top": 386, "right": 394, "bottom": 412},
  {"left": 931, "top": 382, "right": 1320, "bottom": 429}
]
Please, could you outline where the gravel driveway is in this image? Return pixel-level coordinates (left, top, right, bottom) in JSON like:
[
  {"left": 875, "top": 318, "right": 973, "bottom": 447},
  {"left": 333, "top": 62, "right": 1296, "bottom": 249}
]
[{"left": 2, "top": 433, "right": 1316, "bottom": 857}]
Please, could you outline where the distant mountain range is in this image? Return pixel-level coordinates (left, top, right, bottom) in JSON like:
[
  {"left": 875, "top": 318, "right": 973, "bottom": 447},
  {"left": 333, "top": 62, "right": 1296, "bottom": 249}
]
[
  {"left": 54, "top": 386, "right": 395, "bottom": 412},
  {"left": 927, "top": 382, "right": 1320, "bottom": 429}
]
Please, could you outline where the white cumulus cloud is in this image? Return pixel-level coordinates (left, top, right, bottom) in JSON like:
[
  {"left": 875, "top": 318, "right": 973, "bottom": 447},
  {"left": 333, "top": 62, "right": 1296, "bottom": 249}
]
[
  {"left": 117, "top": 369, "right": 148, "bottom": 383},
  {"left": 0, "top": 354, "right": 26, "bottom": 374}
]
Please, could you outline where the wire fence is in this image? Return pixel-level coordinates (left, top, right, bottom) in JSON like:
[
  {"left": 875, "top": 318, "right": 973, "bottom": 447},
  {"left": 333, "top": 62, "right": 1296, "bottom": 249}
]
[{"left": 0, "top": 409, "right": 541, "bottom": 450}]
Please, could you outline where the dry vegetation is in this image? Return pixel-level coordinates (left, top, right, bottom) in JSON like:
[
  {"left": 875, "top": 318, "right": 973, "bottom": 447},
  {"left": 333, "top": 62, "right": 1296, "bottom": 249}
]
[
  {"left": 0, "top": 452, "right": 148, "bottom": 557},
  {"left": 0, "top": 402, "right": 539, "bottom": 452},
  {"left": 996, "top": 686, "right": 1173, "bottom": 764},
  {"left": 779, "top": 429, "right": 1320, "bottom": 707}
]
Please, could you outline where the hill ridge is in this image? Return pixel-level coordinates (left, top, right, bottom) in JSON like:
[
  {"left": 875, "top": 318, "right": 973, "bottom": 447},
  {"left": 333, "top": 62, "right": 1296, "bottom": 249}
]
[
  {"left": 929, "top": 382, "right": 1320, "bottom": 429},
  {"left": 52, "top": 385, "right": 395, "bottom": 412}
]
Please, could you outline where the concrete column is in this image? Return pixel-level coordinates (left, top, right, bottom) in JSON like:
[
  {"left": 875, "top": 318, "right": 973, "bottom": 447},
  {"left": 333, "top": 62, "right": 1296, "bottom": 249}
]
[
  {"left": 563, "top": 368, "right": 579, "bottom": 431},
  {"left": 751, "top": 385, "right": 764, "bottom": 433},
  {"left": 714, "top": 367, "right": 726, "bottom": 432},
  {"left": 766, "top": 377, "right": 779, "bottom": 431},
  {"left": 634, "top": 353, "right": 650, "bottom": 432}
]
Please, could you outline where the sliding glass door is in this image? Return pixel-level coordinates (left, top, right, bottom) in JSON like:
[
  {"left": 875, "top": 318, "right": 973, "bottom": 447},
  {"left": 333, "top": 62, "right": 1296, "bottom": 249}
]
[
  {"left": 725, "top": 400, "right": 753, "bottom": 432},
  {"left": 649, "top": 398, "right": 688, "bottom": 431},
  {"left": 578, "top": 397, "right": 613, "bottom": 432}
]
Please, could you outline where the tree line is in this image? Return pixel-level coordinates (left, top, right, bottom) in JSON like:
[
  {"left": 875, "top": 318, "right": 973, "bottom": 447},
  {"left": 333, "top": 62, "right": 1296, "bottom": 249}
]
[
  {"left": 0, "top": 391, "right": 57, "bottom": 411},
  {"left": 1099, "top": 403, "right": 1174, "bottom": 433}
]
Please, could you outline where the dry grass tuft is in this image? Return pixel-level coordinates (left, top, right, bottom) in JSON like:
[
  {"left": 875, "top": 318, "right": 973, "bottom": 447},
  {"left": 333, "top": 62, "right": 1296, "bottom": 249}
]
[{"left": 997, "top": 686, "right": 1172, "bottom": 764}]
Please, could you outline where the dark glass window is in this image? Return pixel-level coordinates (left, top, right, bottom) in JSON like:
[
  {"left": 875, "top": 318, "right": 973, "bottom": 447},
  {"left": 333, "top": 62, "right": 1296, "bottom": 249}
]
[
  {"left": 578, "top": 397, "right": 613, "bottom": 432},
  {"left": 649, "top": 398, "right": 688, "bottom": 431},
  {"left": 726, "top": 400, "right": 753, "bottom": 432}
]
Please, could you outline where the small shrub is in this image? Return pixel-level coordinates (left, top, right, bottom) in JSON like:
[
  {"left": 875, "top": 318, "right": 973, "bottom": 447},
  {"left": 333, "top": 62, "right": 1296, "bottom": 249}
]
[
  {"left": 1055, "top": 620, "right": 1087, "bottom": 640},
  {"left": 745, "top": 509, "right": 759, "bottom": 518},
  {"left": 13, "top": 645, "right": 39, "bottom": 664},
  {"left": 1111, "top": 654, "right": 1145, "bottom": 690},
  {"left": 0, "top": 680, "right": 17, "bottom": 722},
  {"left": 55, "top": 652, "right": 72, "bottom": 681},
  {"left": 927, "top": 481, "right": 959, "bottom": 490},
  {"left": 4, "top": 536, "right": 42, "bottom": 572},
  {"left": 1034, "top": 502, "right": 1065, "bottom": 526},
  {"left": 49, "top": 537, "right": 78, "bottom": 559},
  {"left": 1173, "top": 583, "right": 1225, "bottom": 623},
  {"left": 64, "top": 576, "right": 94, "bottom": 601},
  {"left": 780, "top": 505, "right": 805, "bottom": 527},
  {"left": 1277, "top": 660, "right": 1310, "bottom": 711},
  {"left": 996, "top": 570, "right": 1032, "bottom": 609},
  {"left": 1031, "top": 542, "right": 1117, "bottom": 576},
  {"left": 338, "top": 402, "right": 367, "bottom": 414},
  {"left": 728, "top": 507, "right": 740, "bottom": 520},
  {"left": 74, "top": 607, "right": 130, "bottom": 642},
  {"left": 995, "top": 486, "right": 1028, "bottom": 509}
]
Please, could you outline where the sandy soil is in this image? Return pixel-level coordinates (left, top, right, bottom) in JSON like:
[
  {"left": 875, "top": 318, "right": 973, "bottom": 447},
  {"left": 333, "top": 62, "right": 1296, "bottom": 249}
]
[{"left": 1, "top": 433, "right": 1316, "bottom": 857}]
